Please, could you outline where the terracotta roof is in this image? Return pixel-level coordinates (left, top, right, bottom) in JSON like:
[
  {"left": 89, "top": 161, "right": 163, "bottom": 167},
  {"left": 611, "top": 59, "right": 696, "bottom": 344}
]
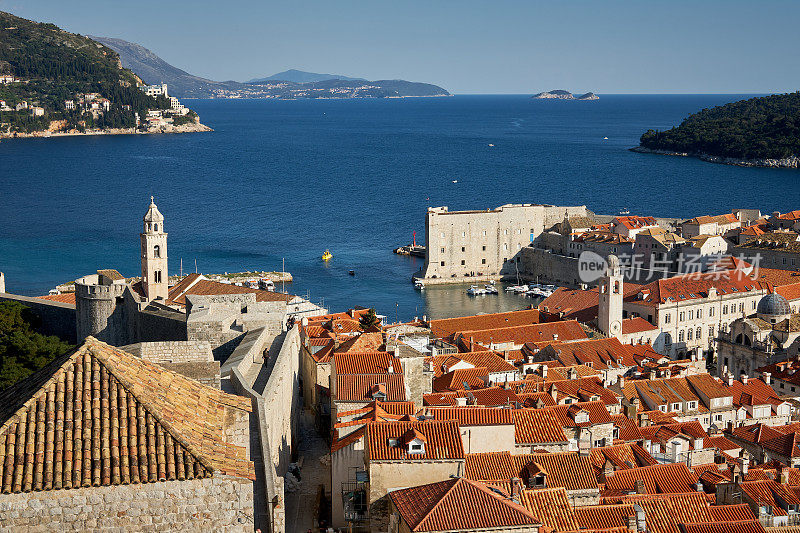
[
  {"left": 519, "top": 487, "right": 580, "bottom": 531},
  {"left": 680, "top": 521, "right": 766, "bottom": 533},
  {"left": 332, "top": 351, "right": 401, "bottom": 375},
  {"left": 573, "top": 230, "right": 633, "bottom": 244},
  {"left": 432, "top": 367, "right": 489, "bottom": 392},
  {"left": 707, "top": 503, "right": 756, "bottom": 522},
  {"left": 739, "top": 480, "right": 800, "bottom": 516},
  {"left": 630, "top": 270, "right": 768, "bottom": 307},
  {"left": 335, "top": 332, "right": 384, "bottom": 353},
  {"left": 331, "top": 426, "right": 365, "bottom": 453},
  {"left": 540, "top": 282, "right": 643, "bottom": 323},
  {"left": 429, "top": 309, "right": 543, "bottom": 339},
  {"left": 574, "top": 503, "right": 635, "bottom": 530},
  {"left": 423, "top": 407, "right": 514, "bottom": 426},
  {"left": 167, "top": 273, "right": 292, "bottom": 306},
  {"left": 600, "top": 492, "right": 714, "bottom": 533},
  {"left": 685, "top": 214, "right": 739, "bottom": 225},
  {"left": 464, "top": 451, "right": 516, "bottom": 481},
  {"left": 590, "top": 443, "right": 658, "bottom": 474},
  {"left": 37, "top": 292, "right": 76, "bottom": 305},
  {"left": 0, "top": 337, "right": 254, "bottom": 494},
  {"left": 513, "top": 451, "right": 598, "bottom": 491},
  {"left": 455, "top": 320, "right": 589, "bottom": 348},
  {"left": 365, "top": 420, "right": 464, "bottom": 461},
  {"left": 613, "top": 215, "right": 658, "bottom": 230},
  {"left": 751, "top": 267, "right": 800, "bottom": 287},
  {"left": 543, "top": 400, "right": 614, "bottom": 428},
  {"left": 334, "top": 374, "right": 406, "bottom": 403},
  {"left": 389, "top": 477, "right": 539, "bottom": 532},
  {"left": 610, "top": 414, "right": 645, "bottom": 442},
  {"left": 622, "top": 317, "right": 658, "bottom": 334},
  {"left": 513, "top": 409, "right": 569, "bottom": 445},
  {"left": 536, "top": 337, "right": 637, "bottom": 371},
  {"left": 603, "top": 463, "right": 699, "bottom": 494},
  {"left": 426, "top": 351, "right": 518, "bottom": 377}
]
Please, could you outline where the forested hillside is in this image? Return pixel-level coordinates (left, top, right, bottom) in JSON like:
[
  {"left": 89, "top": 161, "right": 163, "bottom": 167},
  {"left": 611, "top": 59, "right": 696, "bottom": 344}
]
[{"left": 639, "top": 92, "right": 800, "bottom": 161}]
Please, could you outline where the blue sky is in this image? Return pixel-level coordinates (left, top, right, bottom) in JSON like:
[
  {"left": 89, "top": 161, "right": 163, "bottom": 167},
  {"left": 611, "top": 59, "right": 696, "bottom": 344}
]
[{"left": 3, "top": 0, "right": 799, "bottom": 94}]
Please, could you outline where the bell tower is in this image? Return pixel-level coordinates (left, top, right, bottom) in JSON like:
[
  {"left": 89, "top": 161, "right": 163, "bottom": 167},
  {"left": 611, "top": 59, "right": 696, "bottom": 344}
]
[
  {"left": 141, "top": 196, "right": 168, "bottom": 301},
  {"left": 598, "top": 255, "right": 623, "bottom": 339}
]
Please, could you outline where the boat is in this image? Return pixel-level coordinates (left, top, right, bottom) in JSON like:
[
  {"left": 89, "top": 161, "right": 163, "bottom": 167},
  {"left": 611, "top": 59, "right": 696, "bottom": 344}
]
[
  {"left": 452, "top": 180, "right": 458, "bottom": 184},
  {"left": 259, "top": 278, "right": 275, "bottom": 291},
  {"left": 414, "top": 279, "right": 425, "bottom": 290},
  {"left": 603, "top": 136, "right": 608, "bottom": 140},
  {"left": 348, "top": 270, "right": 355, "bottom": 276},
  {"left": 322, "top": 250, "right": 332, "bottom": 261},
  {"left": 467, "top": 285, "right": 486, "bottom": 296},
  {"left": 484, "top": 284, "right": 498, "bottom": 294},
  {"left": 504, "top": 284, "right": 528, "bottom": 293},
  {"left": 488, "top": 143, "right": 495, "bottom": 147},
  {"left": 618, "top": 208, "right": 630, "bottom": 215}
]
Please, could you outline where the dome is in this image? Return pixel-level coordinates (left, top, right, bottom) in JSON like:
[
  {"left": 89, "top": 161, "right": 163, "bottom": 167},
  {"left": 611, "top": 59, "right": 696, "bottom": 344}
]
[
  {"left": 757, "top": 292, "right": 791, "bottom": 317},
  {"left": 143, "top": 196, "right": 164, "bottom": 223}
]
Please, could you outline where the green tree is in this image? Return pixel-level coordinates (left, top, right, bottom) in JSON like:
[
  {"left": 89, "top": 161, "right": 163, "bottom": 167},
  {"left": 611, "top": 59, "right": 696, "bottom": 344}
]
[
  {"left": 359, "top": 308, "right": 380, "bottom": 331},
  {"left": 0, "top": 301, "right": 73, "bottom": 390}
]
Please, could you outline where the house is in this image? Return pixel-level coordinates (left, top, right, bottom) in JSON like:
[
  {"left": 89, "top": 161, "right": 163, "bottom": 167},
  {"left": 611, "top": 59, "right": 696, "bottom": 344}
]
[
  {"left": 364, "top": 420, "right": 465, "bottom": 530},
  {"left": 612, "top": 215, "right": 660, "bottom": 239},
  {"left": 682, "top": 214, "right": 741, "bottom": 238},
  {"left": 388, "top": 477, "right": 540, "bottom": 533},
  {"left": 717, "top": 479, "right": 800, "bottom": 527},
  {"left": 421, "top": 406, "right": 516, "bottom": 453},
  {"left": 513, "top": 451, "right": 600, "bottom": 506},
  {"left": 513, "top": 409, "right": 570, "bottom": 453}
]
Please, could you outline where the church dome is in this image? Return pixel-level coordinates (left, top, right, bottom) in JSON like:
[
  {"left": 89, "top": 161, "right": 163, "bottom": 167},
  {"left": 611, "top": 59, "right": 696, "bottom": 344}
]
[
  {"left": 757, "top": 292, "right": 791, "bottom": 318},
  {"left": 143, "top": 197, "right": 164, "bottom": 224}
]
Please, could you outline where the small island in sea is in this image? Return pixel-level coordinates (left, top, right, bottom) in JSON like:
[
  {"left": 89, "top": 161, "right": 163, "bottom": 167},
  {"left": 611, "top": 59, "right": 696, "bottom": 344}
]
[
  {"left": 532, "top": 89, "right": 599, "bottom": 100},
  {"left": 632, "top": 91, "right": 800, "bottom": 168},
  {"left": 0, "top": 11, "right": 209, "bottom": 139}
]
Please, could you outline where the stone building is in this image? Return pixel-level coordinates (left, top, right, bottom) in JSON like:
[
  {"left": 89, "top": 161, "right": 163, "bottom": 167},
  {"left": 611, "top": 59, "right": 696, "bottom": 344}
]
[
  {"left": 420, "top": 203, "right": 587, "bottom": 282},
  {"left": 732, "top": 232, "right": 800, "bottom": 272},
  {"left": 0, "top": 337, "right": 256, "bottom": 532}
]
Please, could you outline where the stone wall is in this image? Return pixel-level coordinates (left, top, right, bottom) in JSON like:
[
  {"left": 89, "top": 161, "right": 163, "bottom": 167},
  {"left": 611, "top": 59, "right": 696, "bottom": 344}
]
[
  {"left": 133, "top": 340, "right": 214, "bottom": 363},
  {"left": 0, "top": 292, "right": 77, "bottom": 343},
  {"left": 519, "top": 247, "right": 584, "bottom": 287},
  {"left": 0, "top": 475, "right": 254, "bottom": 532}
]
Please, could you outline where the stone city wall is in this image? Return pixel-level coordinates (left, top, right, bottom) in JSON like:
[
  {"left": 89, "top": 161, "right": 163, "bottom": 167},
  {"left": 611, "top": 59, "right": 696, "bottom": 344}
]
[
  {"left": 0, "top": 292, "right": 77, "bottom": 343},
  {"left": 134, "top": 340, "right": 214, "bottom": 363},
  {"left": 0, "top": 475, "right": 255, "bottom": 532}
]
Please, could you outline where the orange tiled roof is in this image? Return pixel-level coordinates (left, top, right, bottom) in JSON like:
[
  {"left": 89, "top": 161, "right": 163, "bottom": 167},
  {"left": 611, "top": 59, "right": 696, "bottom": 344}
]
[
  {"left": 680, "top": 521, "right": 766, "bottom": 533},
  {"left": 333, "top": 351, "right": 401, "bottom": 375},
  {"left": 464, "top": 451, "right": 516, "bottom": 481},
  {"left": 513, "top": 451, "right": 598, "bottom": 491},
  {"left": 429, "top": 309, "right": 543, "bottom": 339},
  {"left": 630, "top": 270, "right": 769, "bottom": 307},
  {"left": 613, "top": 215, "right": 658, "bottom": 230},
  {"left": 36, "top": 292, "right": 76, "bottom": 304},
  {"left": 427, "top": 350, "right": 518, "bottom": 377},
  {"left": 423, "top": 406, "right": 514, "bottom": 426},
  {"left": 519, "top": 487, "right": 580, "bottom": 531},
  {"left": 455, "top": 320, "right": 588, "bottom": 347},
  {"left": 365, "top": 420, "right": 464, "bottom": 461},
  {"left": 739, "top": 479, "right": 800, "bottom": 516},
  {"left": 686, "top": 213, "right": 739, "bottom": 225},
  {"left": 432, "top": 367, "right": 489, "bottom": 392},
  {"left": 540, "top": 282, "right": 643, "bottom": 323},
  {"left": 167, "top": 273, "right": 292, "bottom": 306},
  {"left": 513, "top": 409, "right": 569, "bottom": 445},
  {"left": 389, "top": 477, "right": 539, "bottom": 532},
  {"left": 335, "top": 332, "right": 385, "bottom": 353},
  {"left": 335, "top": 374, "right": 406, "bottom": 403},
  {"left": 590, "top": 443, "right": 658, "bottom": 474},
  {"left": 536, "top": 337, "right": 637, "bottom": 371},
  {"left": 707, "top": 503, "right": 756, "bottom": 522},
  {"left": 603, "top": 463, "right": 699, "bottom": 494},
  {"left": 622, "top": 317, "right": 658, "bottom": 334},
  {"left": 574, "top": 503, "right": 635, "bottom": 530},
  {"left": 0, "top": 337, "right": 254, "bottom": 494}
]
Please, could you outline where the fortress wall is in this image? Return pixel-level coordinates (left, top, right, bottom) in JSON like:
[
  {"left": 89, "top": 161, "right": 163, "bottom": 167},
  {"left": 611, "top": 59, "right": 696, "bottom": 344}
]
[
  {"left": 422, "top": 204, "right": 587, "bottom": 281},
  {"left": 0, "top": 292, "right": 77, "bottom": 343}
]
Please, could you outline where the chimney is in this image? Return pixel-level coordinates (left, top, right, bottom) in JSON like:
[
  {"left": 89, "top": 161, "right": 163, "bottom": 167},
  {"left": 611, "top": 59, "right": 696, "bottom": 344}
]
[
  {"left": 780, "top": 466, "right": 789, "bottom": 485},
  {"left": 455, "top": 397, "right": 467, "bottom": 407},
  {"left": 470, "top": 336, "right": 474, "bottom": 351},
  {"left": 764, "top": 372, "right": 772, "bottom": 385},
  {"left": 741, "top": 374, "right": 748, "bottom": 385},
  {"left": 388, "top": 363, "right": 394, "bottom": 374},
  {"left": 550, "top": 384, "right": 558, "bottom": 402},
  {"left": 727, "top": 373, "right": 734, "bottom": 387},
  {"left": 553, "top": 333, "right": 559, "bottom": 341},
  {"left": 510, "top": 477, "right": 521, "bottom": 502},
  {"left": 634, "top": 504, "right": 646, "bottom": 532},
  {"left": 541, "top": 366, "right": 548, "bottom": 380},
  {"left": 696, "top": 480, "right": 703, "bottom": 492},
  {"left": 634, "top": 479, "right": 646, "bottom": 494},
  {"left": 626, "top": 515, "right": 637, "bottom": 533},
  {"left": 619, "top": 375, "right": 625, "bottom": 388}
]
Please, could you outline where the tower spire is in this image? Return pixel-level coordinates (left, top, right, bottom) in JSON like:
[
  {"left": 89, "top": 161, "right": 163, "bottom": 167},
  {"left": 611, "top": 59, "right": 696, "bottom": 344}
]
[{"left": 141, "top": 198, "right": 168, "bottom": 301}]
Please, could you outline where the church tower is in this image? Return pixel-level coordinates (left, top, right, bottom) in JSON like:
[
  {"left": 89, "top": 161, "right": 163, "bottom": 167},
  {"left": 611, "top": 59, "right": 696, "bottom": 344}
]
[
  {"left": 141, "top": 197, "right": 168, "bottom": 301},
  {"left": 598, "top": 255, "right": 623, "bottom": 339}
]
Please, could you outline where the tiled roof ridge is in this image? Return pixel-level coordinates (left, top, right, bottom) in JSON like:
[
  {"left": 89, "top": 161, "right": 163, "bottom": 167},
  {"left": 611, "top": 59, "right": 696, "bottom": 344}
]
[{"left": 415, "top": 476, "right": 466, "bottom": 530}]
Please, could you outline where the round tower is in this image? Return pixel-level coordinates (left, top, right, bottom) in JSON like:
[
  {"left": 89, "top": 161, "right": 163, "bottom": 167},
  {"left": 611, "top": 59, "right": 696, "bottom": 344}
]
[
  {"left": 75, "top": 274, "right": 127, "bottom": 343},
  {"left": 141, "top": 197, "right": 168, "bottom": 301}
]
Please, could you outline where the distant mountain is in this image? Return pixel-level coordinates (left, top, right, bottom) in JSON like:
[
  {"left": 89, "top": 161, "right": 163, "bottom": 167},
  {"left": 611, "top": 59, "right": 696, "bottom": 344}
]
[
  {"left": 533, "top": 90, "right": 599, "bottom": 100},
  {"left": 90, "top": 37, "right": 449, "bottom": 99},
  {"left": 89, "top": 36, "right": 240, "bottom": 98},
  {"left": 247, "top": 69, "right": 366, "bottom": 84}
]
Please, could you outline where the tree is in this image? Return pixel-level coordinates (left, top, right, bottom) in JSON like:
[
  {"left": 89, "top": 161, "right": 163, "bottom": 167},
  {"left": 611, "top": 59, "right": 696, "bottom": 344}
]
[
  {"left": 359, "top": 308, "right": 380, "bottom": 331},
  {"left": 0, "top": 301, "right": 73, "bottom": 391}
]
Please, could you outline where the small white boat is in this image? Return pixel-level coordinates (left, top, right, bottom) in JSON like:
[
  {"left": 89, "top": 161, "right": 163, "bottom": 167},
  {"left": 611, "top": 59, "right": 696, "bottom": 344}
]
[
  {"left": 603, "top": 136, "right": 608, "bottom": 140},
  {"left": 467, "top": 285, "right": 486, "bottom": 296},
  {"left": 414, "top": 280, "right": 425, "bottom": 290},
  {"left": 505, "top": 284, "right": 528, "bottom": 293},
  {"left": 452, "top": 180, "right": 458, "bottom": 183},
  {"left": 488, "top": 143, "right": 495, "bottom": 147},
  {"left": 484, "top": 284, "right": 498, "bottom": 294}
]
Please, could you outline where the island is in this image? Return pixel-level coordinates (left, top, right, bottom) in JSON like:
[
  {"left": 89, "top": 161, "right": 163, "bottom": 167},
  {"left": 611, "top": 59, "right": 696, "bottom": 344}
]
[
  {"left": 91, "top": 37, "right": 451, "bottom": 100},
  {"left": 632, "top": 92, "right": 800, "bottom": 168},
  {"left": 533, "top": 90, "right": 599, "bottom": 100},
  {"left": 0, "top": 11, "right": 209, "bottom": 139}
]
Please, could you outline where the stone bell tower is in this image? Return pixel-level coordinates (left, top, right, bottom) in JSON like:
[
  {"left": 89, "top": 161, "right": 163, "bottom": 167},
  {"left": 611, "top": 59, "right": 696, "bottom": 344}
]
[
  {"left": 141, "top": 197, "right": 168, "bottom": 301},
  {"left": 598, "top": 254, "right": 623, "bottom": 339}
]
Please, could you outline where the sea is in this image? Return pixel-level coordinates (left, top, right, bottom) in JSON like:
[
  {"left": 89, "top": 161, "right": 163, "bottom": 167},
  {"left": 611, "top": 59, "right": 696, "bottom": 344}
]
[{"left": 1, "top": 94, "right": 799, "bottom": 321}]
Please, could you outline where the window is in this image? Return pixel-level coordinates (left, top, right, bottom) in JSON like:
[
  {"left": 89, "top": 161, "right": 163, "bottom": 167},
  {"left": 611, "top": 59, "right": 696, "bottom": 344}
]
[
  {"left": 688, "top": 310, "right": 693, "bottom": 320},
  {"left": 481, "top": 258, "right": 486, "bottom": 264},
  {"left": 688, "top": 401, "right": 698, "bottom": 410},
  {"left": 671, "top": 403, "right": 681, "bottom": 412},
  {"left": 709, "top": 307, "right": 715, "bottom": 317},
  {"left": 460, "top": 260, "right": 465, "bottom": 265},
  {"left": 593, "top": 439, "right": 604, "bottom": 448},
  {"left": 154, "top": 270, "right": 162, "bottom": 283},
  {"left": 696, "top": 327, "right": 702, "bottom": 339},
  {"left": 678, "top": 330, "right": 685, "bottom": 342},
  {"left": 440, "top": 261, "right": 445, "bottom": 266},
  {"left": 504, "top": 229, "right": 508, "bottom": 235},
  {"left": 664, "top": 314, "right": 671, "bottom": 324},
  {"left": 461, "top": 246, "right": 465, "bottom": 252},
  {"left": 687, "top": 329, "right": 693, "bottom": 340},
  {"left": 482, "top": 245, "right": 486, "bottom": 251},
  {"left": 462, "top": 231, "right": 466, "bottom": 237},
  {"left": 153, "top": 224, "right": 158, "bottom": 232},
  {"left": 697, "top": 309, "right": 702, "bottom": 319},
  {"left": 440, "top": 247, "right": 445, "bottom": 253},
  {"left": 752, "top": 300, "right": 757, "bottom": 310},
  {"left": 482, "top": 230, "right": 487, "bottom": 237},
  {"left": 714, "top": 414, "right": 723, "bottom": 422},
  {"left": 153, "top": 244, "right": 161, "bottom": 258},
  {"left": 739, "top": 302, "right": 744, "bottom": 313},
  {"left": 440, "top": 232, "right": 445, "bottom": 238},
  {"left": 679, "top": 312, "right": 685, "bottom": 322},
  {"left": 723, "top": 305, "right": 728, "bottom": 315},
  {"left": 503, "top": 258, "right": 508, "bottom": 263},
  {"left": 504, "top": 243, "right": 508, "bottom": 251},
  {"left": 658, "top": 405, "right": 667, "bottom": 412}
]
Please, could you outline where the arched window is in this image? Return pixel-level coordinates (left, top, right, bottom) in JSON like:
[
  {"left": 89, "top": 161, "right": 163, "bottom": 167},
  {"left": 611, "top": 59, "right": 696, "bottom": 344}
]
[
  {"left": 735, "top": 333, "right": 743, "bottom": 344},
  {"left": 614, "top": 280, "right": 620, "bottom": 294},
  {"left": 153, "top": 245, "right": 161, "bottom": 258},
  {"left": 154, "top": 224, "right": 158, "bottom": 232},
  {"left": 154, "top": 270, "right": 162, "bottom": 283},
  {"left": 744, "top": 334, "right": 752, "bottom": 347}
]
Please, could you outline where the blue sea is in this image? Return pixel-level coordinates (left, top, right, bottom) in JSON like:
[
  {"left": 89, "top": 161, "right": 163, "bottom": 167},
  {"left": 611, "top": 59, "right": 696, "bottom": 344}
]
[{"left": 1, "top": 95, "right": 798, "bottom": 320}]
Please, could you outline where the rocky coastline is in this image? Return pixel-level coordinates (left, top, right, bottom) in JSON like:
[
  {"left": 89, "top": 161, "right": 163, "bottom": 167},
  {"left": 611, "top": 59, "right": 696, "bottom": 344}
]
[
  {"left": 0, "top": 121, "right": 212, "bottom": 140},
  {"left": 630, "top": 146, "right": 800, "bottom": 169}
]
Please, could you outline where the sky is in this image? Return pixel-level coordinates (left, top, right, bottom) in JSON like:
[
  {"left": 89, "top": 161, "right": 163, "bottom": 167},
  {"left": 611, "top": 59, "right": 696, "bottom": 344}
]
[{"left": 2, "top": 0, "right": 799, "bottom": 94}]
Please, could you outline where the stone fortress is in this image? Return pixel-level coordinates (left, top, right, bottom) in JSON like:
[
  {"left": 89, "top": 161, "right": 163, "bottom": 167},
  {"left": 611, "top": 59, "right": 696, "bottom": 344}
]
[{"left": 0, "top": 198, "right": 324, "bottom": 532}]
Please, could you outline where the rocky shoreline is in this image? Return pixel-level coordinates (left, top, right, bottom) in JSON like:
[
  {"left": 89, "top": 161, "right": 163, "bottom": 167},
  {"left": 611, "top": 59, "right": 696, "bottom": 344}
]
[
  {"left": 0, "top": 121, "right": 212, "bottom": 140},
  {"left": 630, "top": 146, "right": 800, "bottom": 169}
]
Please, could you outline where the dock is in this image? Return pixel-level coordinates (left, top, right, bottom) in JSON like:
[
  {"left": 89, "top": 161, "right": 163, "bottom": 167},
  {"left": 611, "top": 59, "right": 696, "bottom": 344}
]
[{"left": 394, "top": 244, "right": 426, "bottom": 258}]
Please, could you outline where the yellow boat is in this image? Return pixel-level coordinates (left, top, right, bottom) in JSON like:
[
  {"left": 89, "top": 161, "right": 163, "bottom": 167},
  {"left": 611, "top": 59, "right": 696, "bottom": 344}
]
[{"left": 322, "top": 249, "right": 332, "bottom": 261}]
